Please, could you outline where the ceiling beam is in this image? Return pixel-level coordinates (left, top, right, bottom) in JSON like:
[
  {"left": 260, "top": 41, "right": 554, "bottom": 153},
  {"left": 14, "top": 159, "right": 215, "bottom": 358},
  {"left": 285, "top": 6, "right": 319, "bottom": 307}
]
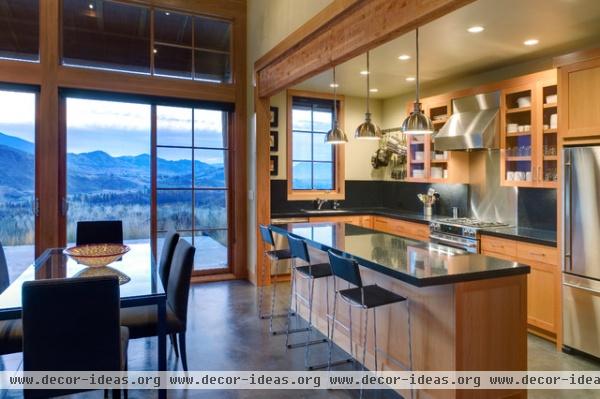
[{"left": 255, "top": 0, "right": 474, "bottom": 98}]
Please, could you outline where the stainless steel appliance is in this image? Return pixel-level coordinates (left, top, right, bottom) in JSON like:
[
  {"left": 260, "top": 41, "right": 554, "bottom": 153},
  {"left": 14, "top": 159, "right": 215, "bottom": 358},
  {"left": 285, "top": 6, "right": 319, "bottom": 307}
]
[
  {"left": 562, "top": 146, "right": 600, "bottom": 358},
  {"left": 429, "top": 218, "right": 509, "bottom": 253}
]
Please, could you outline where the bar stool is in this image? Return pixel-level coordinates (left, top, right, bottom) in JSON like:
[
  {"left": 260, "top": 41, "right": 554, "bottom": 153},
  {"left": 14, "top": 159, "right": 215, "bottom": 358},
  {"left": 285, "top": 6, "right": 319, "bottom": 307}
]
[
  {"left": 257, "top": 225, "right": 296, "bottom": 334},
  {"left": 285, "top": 234, "right": 334, "bottom": 369},
  {"left": 326, "top": 250, "right": 413, "bottom": 388}
]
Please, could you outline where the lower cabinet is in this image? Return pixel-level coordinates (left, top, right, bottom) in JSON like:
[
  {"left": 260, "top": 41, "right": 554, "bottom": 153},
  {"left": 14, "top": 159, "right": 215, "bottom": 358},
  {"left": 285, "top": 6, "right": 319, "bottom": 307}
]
[
  {"left": 308, "top": 215, "right": 373, "bottom": 229},
  {"left": 481, "top": 234, "right": 560, "bottom": 341},
  {"left": 372, "top": 216, "right": 430, "bottom": 241}
]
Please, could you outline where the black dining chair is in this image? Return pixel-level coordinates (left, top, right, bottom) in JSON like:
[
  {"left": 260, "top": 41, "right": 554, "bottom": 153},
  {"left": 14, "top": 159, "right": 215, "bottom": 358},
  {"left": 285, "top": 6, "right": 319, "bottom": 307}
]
[
  {"left": 120, "top": 239, "right": 195, "bottom": 370},
  {"left": 158, "top": 230, "right": 180, "bottom": 290},
  {"left": 22, "top": 276, "right": 128, "bottom": 399},
  {"left": 76, "top": 220, "right": 123, "bottom": 246}
]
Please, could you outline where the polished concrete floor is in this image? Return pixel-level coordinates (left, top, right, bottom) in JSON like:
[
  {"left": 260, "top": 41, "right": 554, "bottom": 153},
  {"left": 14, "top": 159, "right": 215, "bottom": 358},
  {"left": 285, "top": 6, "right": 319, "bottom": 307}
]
[{"left": 2, "top": 280, "right": 599, "bottom": 399}]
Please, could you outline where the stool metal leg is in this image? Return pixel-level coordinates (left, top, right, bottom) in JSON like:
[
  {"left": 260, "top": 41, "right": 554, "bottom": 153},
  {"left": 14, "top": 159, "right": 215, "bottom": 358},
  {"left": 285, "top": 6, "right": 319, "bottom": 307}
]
[
  {"left": 280, "top": 263, "right": 310, "bottom": 338},
  {"left": 362, "top": 307, "right": 369, "bottom": 372},
  {"left": 326, "top": 286, "right": 353, "bottom": 370},
  {"left": 287, "top": 276, "right": 327, "bottom": 351},
  {"left": 259, "top": 253, "right": 292, "bottom": 320},
  {"left": 407, "top": 300, "right": 414, "bottom": 399},
  {"left": 373, "top": 307, "right": 378, "bottom": 372}
]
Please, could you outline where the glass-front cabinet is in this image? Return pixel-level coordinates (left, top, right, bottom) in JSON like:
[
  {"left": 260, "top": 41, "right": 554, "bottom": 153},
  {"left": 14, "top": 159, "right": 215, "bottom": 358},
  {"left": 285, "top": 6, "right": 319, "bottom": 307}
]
[{"left": 500, "top": 71, "right": 558, "bottom": 188}]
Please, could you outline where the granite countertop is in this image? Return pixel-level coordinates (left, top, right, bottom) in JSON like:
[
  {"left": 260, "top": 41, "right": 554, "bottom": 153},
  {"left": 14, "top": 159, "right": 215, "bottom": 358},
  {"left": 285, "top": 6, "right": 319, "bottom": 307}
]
[
  {"left": 270, "top": 222, "right": 530, "bottom": 287},
  {"left": 271, "top": 207, "right": 557, "bottom": 247}
]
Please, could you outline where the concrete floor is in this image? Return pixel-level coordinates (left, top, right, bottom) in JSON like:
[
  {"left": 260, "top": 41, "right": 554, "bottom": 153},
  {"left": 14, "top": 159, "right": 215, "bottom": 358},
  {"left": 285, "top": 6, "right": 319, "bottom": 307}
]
[{"left": 1, "top": 280, "right": 599, "bottom": 399}]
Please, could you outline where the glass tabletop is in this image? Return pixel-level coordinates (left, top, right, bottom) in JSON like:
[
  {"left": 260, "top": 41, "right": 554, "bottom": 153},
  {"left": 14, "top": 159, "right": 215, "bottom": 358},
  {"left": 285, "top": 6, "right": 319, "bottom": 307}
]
[{"left": 0, "top": 243, "right": 165, "bottom": 318}]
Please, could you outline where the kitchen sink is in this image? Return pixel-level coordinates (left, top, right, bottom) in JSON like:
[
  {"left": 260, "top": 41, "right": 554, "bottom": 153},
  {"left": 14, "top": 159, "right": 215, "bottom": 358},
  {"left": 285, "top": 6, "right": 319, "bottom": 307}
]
[{"left": 301, "top": 209, "right": 350, "bottom": 214}]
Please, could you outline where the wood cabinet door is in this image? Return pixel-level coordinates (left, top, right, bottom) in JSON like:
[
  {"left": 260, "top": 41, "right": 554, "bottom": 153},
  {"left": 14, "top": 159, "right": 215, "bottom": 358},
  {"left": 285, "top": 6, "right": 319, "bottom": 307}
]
[
  {"left": 526, "top": 261, "right": 559, "bottom": 334},
  {"left": 559, "top": 58, "right": 600, "bottom": 138}
]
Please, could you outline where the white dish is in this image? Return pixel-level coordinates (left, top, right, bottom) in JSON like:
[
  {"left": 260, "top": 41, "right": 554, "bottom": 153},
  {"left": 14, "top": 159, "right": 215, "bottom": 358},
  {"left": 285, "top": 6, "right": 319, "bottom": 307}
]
[
  {"left": 507, "top": 123, "right": 518, "bottom": 133},
  {"left": 415, "top": 151, "right": 424, "bottom": 161},
  {"left": 550, "top": 113, "right": 558, "bottom": 129},
  {"left": 516, "top": 96, "right": 531, "bottom": 108},
  {"left": 431, "top": 167, "right": 443, "bottom": 179},
  {"left": 546, "top": 94, "right": 557, "bottom": 104}
]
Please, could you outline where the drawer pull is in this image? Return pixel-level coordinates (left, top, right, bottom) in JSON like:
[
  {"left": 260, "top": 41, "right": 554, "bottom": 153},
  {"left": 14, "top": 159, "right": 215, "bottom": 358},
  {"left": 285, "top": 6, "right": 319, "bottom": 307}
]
[{"left": 529, "top": 251, "right": 546, "bottom": 257}]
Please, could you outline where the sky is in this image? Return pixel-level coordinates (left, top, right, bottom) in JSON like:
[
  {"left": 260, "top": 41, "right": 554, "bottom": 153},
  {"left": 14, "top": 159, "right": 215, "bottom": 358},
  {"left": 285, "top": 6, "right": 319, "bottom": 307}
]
[{"left": 0, "top": 91, "right": 226, "bottom": 163}]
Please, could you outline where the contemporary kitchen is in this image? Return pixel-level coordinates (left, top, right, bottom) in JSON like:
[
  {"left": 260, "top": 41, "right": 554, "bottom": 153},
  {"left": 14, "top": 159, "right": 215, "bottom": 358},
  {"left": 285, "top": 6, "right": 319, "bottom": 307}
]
[
  {"left": 1, "top": 0, "right": 600, "bottom": 398},
  {"left": 252, "top": 0, "right": 600, "bottom": 398}
]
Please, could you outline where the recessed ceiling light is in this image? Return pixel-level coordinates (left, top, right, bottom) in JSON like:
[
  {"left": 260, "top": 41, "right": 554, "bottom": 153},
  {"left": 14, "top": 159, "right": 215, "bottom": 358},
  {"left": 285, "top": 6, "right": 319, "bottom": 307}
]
[
  {"left": 153, "top": 48, "right": 158, "bottom": 54},
  {"left": 360, "top": 70, "right": 369, "bottom": 76},
  {"left": 165, "top": 12, "right": 170, "bottom": 16},
  {"left": 523, "top": 39, "right": 539, "bottom": 46},
  {"left": 467, "top": 26, "right": 484, "bottom": 33},
  {"left": 88, "top": 3, "right": 94, "bottom": 9},
  {"left": 329, "top": 83, "right": 339, "bottom": 88},
  {"left": 405, "top": 76, "right": 416, "bottom": 82},
  {"left": 398, "top": 54, "right": 411, "bottom": 61},
  {"left": 370, "top": 88, "right": 379, "bottom": 93}
]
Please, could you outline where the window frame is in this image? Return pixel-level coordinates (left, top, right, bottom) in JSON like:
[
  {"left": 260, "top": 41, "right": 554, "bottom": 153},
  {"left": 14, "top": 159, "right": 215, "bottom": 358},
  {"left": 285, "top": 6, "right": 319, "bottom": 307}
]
[{"left": 286, "top": 89, "right": 345, "bottom": 201}]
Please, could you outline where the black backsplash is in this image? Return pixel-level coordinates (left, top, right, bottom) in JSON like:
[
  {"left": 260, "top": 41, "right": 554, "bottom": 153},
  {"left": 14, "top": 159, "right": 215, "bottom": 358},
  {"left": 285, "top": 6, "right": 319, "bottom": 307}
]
[
  {"left": 271, "top": 179, "right": 557, "bottom": 231},
  {"left": 517, "top": 188, "right": 557, "bottom": 231}
]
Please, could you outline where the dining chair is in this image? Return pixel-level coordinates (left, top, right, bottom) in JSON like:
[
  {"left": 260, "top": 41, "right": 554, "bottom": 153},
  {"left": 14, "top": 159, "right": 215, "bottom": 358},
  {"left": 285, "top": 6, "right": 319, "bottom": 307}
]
[
  {"left": 22, "top": 276, "right": 128, "bottom": 399},
  {"left": 76, "top": 220, "right": 123, "bottom": 246},
  {"left": 0, "top": 241, "right": 22, "bottom": 357},
  {"left": 158, "top": 230, "right": 180, "bottom": 290},
  {"left": 0, "top": 241, "right": 9, "bottom": 294},
  {"left": 120, "top": 239, "right": 195, "bottom": 370}
]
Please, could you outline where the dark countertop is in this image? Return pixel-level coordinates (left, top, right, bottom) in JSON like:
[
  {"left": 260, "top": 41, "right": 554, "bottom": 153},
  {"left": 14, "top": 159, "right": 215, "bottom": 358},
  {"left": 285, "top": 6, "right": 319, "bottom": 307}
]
[
  {"left": 271, "top": 207, "right": 557, "bottom": 247},
  {"left": 479, "top": 226, "right": 557, "bottom": 247},
  {"left": 270, "top": 222, "right": 530, "bottom": 287}
]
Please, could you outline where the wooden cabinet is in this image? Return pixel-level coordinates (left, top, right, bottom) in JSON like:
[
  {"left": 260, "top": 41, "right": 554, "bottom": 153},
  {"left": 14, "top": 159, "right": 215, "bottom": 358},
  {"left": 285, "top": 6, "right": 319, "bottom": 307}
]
[
  {"left": 372, "top": 216, "right": 429, "bottom": 241},
  {"left": 405, "top": 100, "right": 469, "bottom": 183},
  {"left": 481, "top": 234, "right": 559, "bottom": 341},
  {"left": 500, "top": 70, "right": 558, "bottom": 188},
  {"left": 308, "top": 215, "right": 372, "bottom": 228},
  {"left": 557, "top": 49, "right": 600, "bottom": 139}
]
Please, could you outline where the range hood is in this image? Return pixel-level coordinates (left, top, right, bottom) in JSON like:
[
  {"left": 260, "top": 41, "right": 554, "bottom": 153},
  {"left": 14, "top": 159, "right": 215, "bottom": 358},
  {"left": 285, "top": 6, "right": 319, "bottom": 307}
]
[{"left": 434, "top": 91, "right": 500, "bottom": 151}]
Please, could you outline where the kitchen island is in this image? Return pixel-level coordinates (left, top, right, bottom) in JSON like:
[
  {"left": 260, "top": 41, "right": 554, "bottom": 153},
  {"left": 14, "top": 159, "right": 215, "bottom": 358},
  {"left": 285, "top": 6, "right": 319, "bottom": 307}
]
[{"left": 270, "top": 222, "right": 530, "bottom": 399}]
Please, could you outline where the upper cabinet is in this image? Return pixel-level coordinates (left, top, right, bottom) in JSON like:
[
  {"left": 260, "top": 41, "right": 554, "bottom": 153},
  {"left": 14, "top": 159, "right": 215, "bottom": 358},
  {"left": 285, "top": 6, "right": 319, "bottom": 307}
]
[
  {"left": 499, "top": 70, "right": 558, "bottom": 188},
  {"left": 556, "top": 49, "right": 600, "bottom": 139}
]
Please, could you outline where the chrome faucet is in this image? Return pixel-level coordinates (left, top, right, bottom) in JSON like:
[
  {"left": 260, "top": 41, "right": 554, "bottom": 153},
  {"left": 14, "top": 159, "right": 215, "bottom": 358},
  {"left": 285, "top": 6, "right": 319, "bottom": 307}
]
[{"left": 315, "top": 198, "right": 328, "bottom": 210}]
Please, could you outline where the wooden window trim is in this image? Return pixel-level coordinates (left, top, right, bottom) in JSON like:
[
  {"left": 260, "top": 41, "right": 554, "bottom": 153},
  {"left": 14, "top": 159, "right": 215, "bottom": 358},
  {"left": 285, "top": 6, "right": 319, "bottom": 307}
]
[{"left": 286, "top": 89, "right": 345, "bottom": 201}]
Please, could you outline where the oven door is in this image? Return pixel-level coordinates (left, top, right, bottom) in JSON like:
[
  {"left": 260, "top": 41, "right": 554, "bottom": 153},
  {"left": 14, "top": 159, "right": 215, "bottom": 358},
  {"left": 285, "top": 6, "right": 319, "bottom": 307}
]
[{"left": 429, "top": 232, "right": 479, "bottom": 253}]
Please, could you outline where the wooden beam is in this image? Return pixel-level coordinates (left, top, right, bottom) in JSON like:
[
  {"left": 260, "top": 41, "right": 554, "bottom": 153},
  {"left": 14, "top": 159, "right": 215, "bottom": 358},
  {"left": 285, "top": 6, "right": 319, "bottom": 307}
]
[
  {"left": 254, "top": 0, "right": 362, "bottom": 72},
  {"left": 0, "top": 59, "right": 42, "bottom": 85},
  {"left": 256, "top": 0, "right": 474, "bottom": 98}
]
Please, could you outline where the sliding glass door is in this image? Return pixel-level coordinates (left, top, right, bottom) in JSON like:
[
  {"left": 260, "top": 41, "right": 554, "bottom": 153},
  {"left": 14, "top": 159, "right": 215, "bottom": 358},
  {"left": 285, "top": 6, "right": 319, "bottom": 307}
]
[
  {"left": 63, "top": 95, "right": 231, "bottom": 275},
  {"left": 65, "top": 97, "right": 152, "bottom": 246},
  {"left": 156, "top": 105, "right": 230, "bottom": 273},
  {"left": 0, "top": 88, "right": 37, "bottom": 281}
]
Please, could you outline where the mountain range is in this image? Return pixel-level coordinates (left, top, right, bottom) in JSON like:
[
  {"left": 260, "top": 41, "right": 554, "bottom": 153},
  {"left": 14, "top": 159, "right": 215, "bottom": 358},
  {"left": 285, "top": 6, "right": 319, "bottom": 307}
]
[{"left": 0, "top": 132, "right": 225, "bottom": 201}]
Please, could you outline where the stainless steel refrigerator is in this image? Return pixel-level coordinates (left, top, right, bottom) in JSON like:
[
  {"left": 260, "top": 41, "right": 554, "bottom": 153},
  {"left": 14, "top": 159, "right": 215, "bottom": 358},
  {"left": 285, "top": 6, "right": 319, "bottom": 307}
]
[{"left": 563, "top": 146, "right": 600, "bottom": 358}]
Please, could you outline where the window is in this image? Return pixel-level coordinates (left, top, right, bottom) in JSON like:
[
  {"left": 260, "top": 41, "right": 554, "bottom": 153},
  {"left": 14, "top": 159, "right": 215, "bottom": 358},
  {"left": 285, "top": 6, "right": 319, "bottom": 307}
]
[
  {"left": 287, "top": 91, "right": 344, "bottom": 200},
  {"left": 0, "top": 88, "right": 36, "bottom": 281},
  {"left": 62, "top": 0, "right": 232, "bottom": 82},
  {"left": 156, "top": 106, "right": 230, "bottom": 272},
  {"left": 0, "top": 0, "right": 39, "bottom": 62}
]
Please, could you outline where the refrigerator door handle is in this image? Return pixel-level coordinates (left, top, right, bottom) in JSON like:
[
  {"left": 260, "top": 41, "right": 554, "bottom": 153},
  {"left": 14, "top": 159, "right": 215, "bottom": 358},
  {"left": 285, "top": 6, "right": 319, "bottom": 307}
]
[
  {"left": 564, "top": 281, "right": 600, "bottom": 295},
  {"left": 563, "top": 150, "right": 573, "bottom": 271}
]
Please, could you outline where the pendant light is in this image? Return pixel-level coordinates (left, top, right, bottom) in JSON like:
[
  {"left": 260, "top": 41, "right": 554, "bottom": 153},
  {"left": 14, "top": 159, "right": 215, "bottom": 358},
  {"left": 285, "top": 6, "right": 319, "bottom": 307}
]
[
  {"left": 355, "top": 51, "right": 381, "bottom": 140},
  {"left": 326, "top": 66, "right": 348, "bottom": 144},
  {"left": 401, "top": 28, "right": 434, "bottom": 135}
]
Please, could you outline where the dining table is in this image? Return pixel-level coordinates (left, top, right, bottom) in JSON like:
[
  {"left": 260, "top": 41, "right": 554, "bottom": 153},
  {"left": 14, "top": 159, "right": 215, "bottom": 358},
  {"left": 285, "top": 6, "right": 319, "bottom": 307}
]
[{"left": 0, "top": 243, "right": 167, "bottom": 398}]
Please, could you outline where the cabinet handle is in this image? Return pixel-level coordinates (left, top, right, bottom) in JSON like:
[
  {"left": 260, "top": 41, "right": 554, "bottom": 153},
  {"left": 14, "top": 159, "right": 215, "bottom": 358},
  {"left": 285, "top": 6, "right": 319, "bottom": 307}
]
[{"left": 529, "top": 251, "right": 546, "bottom": 257}]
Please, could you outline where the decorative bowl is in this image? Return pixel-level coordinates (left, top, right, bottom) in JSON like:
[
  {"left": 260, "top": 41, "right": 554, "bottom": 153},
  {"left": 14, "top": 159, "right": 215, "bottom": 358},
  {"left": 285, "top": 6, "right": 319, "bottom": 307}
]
[{"left": 64, "top": 244, "right": 130, "bottom": 268}]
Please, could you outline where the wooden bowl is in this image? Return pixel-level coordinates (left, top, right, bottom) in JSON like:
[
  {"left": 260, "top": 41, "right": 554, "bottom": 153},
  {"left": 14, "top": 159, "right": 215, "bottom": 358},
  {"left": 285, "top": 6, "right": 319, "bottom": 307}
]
[{"left": 64, "top": 244, "right": 130, "bottom": 268}]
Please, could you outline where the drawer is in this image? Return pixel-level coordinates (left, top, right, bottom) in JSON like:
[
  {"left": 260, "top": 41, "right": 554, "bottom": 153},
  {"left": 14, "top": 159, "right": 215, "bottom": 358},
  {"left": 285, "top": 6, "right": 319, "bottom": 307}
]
[
  {"left": 517, "top": 242, "right": 558, "bottom": 266},
  {"left": 481, "top": 249, "right": 517, "bottom": 262},
  {"left": 480, "top": 235, "right": 517, "bottom": 257}
]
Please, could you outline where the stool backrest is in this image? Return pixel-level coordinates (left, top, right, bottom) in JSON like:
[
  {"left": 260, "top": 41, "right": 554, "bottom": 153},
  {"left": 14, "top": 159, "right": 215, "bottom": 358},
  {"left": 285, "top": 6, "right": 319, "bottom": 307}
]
[
  {"left": 287, "top": 234, "right": 310, "bottom": 263},
  {"left": 327, "top": 250, "right": 363, "bottom": 288},
  {"left": 259, "top": 225, "right": 275, "bottom": 246},
  {"left": 76, "top": 220, "right": 123, "bottom": 246}
]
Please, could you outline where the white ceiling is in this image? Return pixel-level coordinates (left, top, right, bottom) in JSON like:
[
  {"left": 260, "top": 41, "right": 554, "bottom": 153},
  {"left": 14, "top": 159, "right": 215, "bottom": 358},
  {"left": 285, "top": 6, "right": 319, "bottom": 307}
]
[{"left": 294, "top": 0, "right": 600, "bottom": 99}]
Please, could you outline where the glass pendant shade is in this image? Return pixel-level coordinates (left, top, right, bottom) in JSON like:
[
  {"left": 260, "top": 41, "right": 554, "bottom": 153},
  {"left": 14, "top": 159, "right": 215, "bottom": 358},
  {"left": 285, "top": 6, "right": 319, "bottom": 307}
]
[
  {"left": 355, "top": 112, "right": 381, "bottom": 139},
  {"left": 326, "top": 67, "right": 348, "bottom": 144},
  {"left": 402, "top": 102, "right": 434, "bottom": 135}
]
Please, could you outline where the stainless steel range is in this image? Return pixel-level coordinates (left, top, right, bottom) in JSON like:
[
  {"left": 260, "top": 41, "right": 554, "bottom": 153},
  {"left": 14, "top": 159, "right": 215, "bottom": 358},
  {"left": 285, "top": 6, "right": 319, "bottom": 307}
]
[{"left": 429, "top": 218, "right": 509, "bottom": 253}]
